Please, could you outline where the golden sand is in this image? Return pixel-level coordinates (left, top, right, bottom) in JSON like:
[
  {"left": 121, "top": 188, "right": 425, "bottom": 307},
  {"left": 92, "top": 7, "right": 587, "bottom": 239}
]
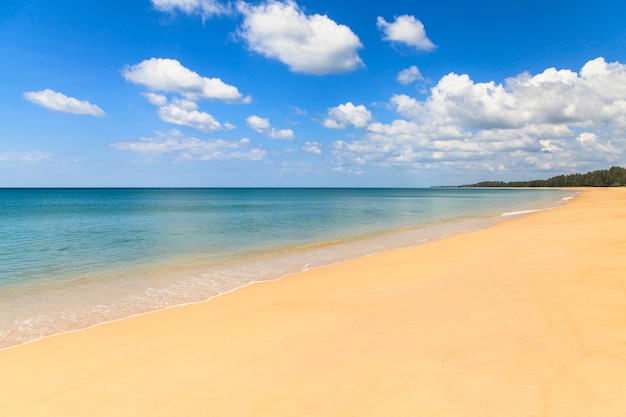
[{"left": 1, "top": 188, "right": 625, "bottom": 416}]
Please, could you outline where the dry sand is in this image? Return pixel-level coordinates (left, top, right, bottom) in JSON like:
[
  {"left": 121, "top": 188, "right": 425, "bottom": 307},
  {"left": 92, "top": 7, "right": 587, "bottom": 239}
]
[{"left": 1, "top": 188, "right": 625, "bottom": 416}]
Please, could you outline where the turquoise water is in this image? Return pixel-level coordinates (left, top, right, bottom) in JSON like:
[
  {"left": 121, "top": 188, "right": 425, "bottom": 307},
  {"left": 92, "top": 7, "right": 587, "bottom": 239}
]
[{"left": 0, "top": 188, "right": 575, "bottom": 348}]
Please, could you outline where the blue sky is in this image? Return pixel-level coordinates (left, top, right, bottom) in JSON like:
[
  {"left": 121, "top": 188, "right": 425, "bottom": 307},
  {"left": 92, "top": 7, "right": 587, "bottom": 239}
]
[{"left": 1, "top": 0, "right": 625, "bottom": 187}]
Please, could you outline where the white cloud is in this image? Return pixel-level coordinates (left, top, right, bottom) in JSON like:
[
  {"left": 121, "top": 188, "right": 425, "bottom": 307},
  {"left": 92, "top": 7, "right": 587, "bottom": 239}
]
[
  {"left": 334, "top": 124, "right": 540, "bottom": 173},
  {"left": 267, "top": 128, "right": 294, "bottom": 140},
  {"left": 377, "top": 15, "right": 435, "bottom": 51},
  {"left": 141, "top": 94, "right": 227, "bottom": 131},
  {"left": 142, "top": 92, "right": 168, "bottom": 106},
  {"left": 576, "top": 132, "right": 599, "bottom": 144},
  {"left": 332, "top": 57, "right": 626, "bottom": 178},
  {"left": 539, "top": 140, "right": 560, "bottom": 153},
  {"left": 23, "top": 89, "right": 105, "bottom": 117},
  {"left": 577, "top": 58, "right": 626, "bottom": 100},
  {"left": 397, "top": 65, "right": 425, "bottom": 85},
  {"left": 246, "top": 115, "right": 271, "bottom": 132},
  {"left": 574, "top": 131, "right": 617, "bottom": 155},
  {"left": 323, "top": 102, "right": 372, "bottom": 129},
  {"left": 124, "top": 58, "right": 248, "bottom": 132},
  {"left": 237, "top": 0, "right": 363, "bottom": 74},
  {"left": 246, "top": 115, "right": 295, "bottom": 140},
  {"left": 151, "top": 0, "right": 231, "bottom": 17},
  {"left": 157, "top": 98, "right": 223, "bottom": 132},
  {"left": 303, "top": 141, "right": 322, "bottom": 155},
  {"left": 417, "top": 73, "right": 519, "bottom": 129},
  {"left": 111, "top": 130, "right": 266, "bottom": 161},
  {"left": 392, "top": 57, "right": 626, "bottom": 131},
  {"left": 123, "top": 58, "right": 251, "bottom": 102},
  {"left": 0, "top": 150, "right": 54, "bottom": 162}
]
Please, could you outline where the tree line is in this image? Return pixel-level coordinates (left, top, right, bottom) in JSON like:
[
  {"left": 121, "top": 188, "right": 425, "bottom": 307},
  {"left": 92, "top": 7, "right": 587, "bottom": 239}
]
[{"left": 463, "top": 166, "right": 626, "bottom": 187}]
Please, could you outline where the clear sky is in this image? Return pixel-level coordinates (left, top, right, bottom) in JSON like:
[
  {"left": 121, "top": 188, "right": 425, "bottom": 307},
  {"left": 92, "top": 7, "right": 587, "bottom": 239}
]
[{"left": 1, "top": 0, "right": 625, "bottom": 187}]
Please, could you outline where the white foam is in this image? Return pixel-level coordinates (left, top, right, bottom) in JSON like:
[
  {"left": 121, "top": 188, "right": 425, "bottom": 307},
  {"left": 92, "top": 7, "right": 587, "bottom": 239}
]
[{"left": 501, "top": 209, "right": 542, "bottom": 216}]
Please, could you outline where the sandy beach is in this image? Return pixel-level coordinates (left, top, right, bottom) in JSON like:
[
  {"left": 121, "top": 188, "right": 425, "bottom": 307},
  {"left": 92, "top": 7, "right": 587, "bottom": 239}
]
[{"left": 1, "top": 187, "right": 625, "bottom": 416}]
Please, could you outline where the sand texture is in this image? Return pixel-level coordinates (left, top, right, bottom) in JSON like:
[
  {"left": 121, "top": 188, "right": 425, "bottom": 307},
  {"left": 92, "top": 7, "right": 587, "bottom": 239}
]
[{"left": 1, "top": 188, "right": 626, "bottom": 416}]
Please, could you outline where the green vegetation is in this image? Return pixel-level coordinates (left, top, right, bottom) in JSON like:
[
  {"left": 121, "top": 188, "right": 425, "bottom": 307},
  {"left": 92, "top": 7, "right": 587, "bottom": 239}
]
[{"left": 464, "top": 166, "right": 626, "bottom": 188}]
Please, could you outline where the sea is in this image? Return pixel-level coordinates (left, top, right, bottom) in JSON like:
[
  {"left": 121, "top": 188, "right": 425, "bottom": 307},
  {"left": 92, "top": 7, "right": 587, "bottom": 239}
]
[{"left": 0, "top": 187, "right": 576, "bottom": 349}]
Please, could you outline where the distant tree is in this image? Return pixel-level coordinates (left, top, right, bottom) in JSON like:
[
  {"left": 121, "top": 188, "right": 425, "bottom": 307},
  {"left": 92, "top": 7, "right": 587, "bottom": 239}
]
[{"left": 462, "top": 166, "right": 626, "bottom": 187}]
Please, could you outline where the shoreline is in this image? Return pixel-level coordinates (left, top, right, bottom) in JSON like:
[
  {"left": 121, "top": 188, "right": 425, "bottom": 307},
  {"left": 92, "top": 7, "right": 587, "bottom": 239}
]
[
  {"left": 0, "top": 214, "right": 515, "bottom": 351},
  {"left": 3, "top": 188, "right": 625, "bottom": 416},
  {"left": 0, "top": 191, "right": 573, "bottom": 350}
]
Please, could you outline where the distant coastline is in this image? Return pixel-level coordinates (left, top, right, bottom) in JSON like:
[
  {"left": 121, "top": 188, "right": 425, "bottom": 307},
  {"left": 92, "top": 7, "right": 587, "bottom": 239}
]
[{"left": 437, "top": 165, "right": 626, "bottom": 188}]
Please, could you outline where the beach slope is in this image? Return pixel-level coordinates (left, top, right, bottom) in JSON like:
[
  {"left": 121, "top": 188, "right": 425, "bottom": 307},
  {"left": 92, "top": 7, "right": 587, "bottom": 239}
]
[{"left": 1, "top": 188, "right": 626, "bottom": 416}]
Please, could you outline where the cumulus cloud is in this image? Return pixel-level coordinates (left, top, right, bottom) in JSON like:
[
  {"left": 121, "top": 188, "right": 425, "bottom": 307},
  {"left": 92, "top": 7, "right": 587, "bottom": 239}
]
[
  {"left": 576, "top": 132, "right": 598, "bottom": 144},
  {"left": 270, "top": 129, "right": 296, "bottom": 141},
  {"left": 392, "top": 57, "right": 626, "bottom": 130},
  {"left": 334, "top": 121, "right": 541, "bottom": 173},
  {"left": 332, "top": 57, "right": 626, "bottom": 177},
  {"left": 323, "top": 102, "right": 372, "bottom": 129},
  {"left": 574, "top": 131, "right": 618, "bottom": 155},
  {"left": 246, "top": 115, "right": 295, "bottom": 140},
  {"left": 151, "top": 0, "right": 231, "bottom": 17},
  {"left": 124, "top": 58, "right": 250, "bottom": 132},
  {"left": 142, "top": 92, "right": 169, "bottom": 106},
  {"left": 303, "top": 141, "right": 322, "bottom": 155},
  {"left": 111, "top": 130, "right": 265, "bottom": 161},
  {"left": 397, "top": 65, "right": 425, "bottom": 85},
  {"left": 539, "top": 139, "right": 560, "bottom": 153},
  {"left": 123, "top": 58, "right": 250, "bottom": 102},
  {"left": 23, "top": 89, "right": 105, "bottom": 117},
  {"left": 157, "top": 98, "right": 224, "bottom": 132},
  {"left": 246, "top": 115, "right": 270, "bottom": 132},
  {"left": 0, "top": 150, "right": 54, "bottom": 162},
  {"left": 139, "top": 93, "right": 229, "bottom": 131},
  {"left": 395, "top": 74, "right": 520, "bottom": 129},
  {"left": 377, "top": 15, "right": 435, "bottom": 51},
  {"left": 579, "top": 58, "right": 626, "bottom": 101},
  {"left": 237, "top": 0, "right": 363, "bottom": 74}
]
